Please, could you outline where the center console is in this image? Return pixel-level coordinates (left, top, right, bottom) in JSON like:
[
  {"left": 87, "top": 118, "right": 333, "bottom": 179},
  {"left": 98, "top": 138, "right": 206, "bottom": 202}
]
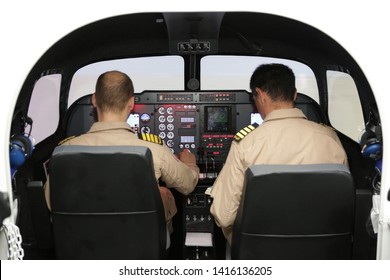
[{"left": 127, "top": 90, "right": 258, "bottom": 259}]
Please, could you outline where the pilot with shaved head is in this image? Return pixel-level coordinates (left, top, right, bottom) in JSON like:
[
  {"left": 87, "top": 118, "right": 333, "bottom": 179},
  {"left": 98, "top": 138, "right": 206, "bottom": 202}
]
[
  {"left": 210, "top": 63, "right": 348, "bottom": 244},
  {"left": 44, "top": 70, "right": 199, "bottom": 234}
]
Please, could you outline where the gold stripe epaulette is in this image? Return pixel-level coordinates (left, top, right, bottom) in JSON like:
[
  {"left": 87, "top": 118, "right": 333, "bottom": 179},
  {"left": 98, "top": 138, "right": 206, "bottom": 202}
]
[
  {"left": 233, "top": 123, "right": 259, "bottom": 142},
  {"left": 138, "top": 133, "right": 163, "bottom": 145}
]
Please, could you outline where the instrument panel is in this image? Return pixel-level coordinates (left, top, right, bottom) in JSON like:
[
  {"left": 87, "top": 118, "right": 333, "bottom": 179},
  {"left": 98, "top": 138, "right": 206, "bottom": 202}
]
[
  {"left": 127, "top": 90, "right": 258, "bottom": 178},
  {"left": 127, "top": 91, "right": 258, "bottom": 247}
]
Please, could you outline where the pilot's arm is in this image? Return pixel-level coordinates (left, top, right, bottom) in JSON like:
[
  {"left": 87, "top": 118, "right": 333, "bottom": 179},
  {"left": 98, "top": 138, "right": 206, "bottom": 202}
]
[
  {"left": 43, "top": 137, "right": 75, "bottom": 211},
  {"left": 210, "top": 141, "right": 246, "bottom": 243},
  {"left": 157, "top": 145, "right": 199, "bottom": 195},
  {"left": 43, "top": 177, "right": 51, "bottom": 211}
]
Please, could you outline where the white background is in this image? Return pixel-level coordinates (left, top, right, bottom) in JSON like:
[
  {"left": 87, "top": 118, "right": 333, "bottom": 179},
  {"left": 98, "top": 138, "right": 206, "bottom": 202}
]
[{"left": 1, "top": 0, "right": 389, "bottom": 275}]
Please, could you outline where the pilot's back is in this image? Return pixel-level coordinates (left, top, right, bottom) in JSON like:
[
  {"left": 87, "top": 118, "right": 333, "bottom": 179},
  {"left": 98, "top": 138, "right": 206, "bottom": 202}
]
[
  {"left": 236, "top": 108, "right": 347, "bottom": 165},
  {"left": 62, "top": 121, "right": 168, "bottom": 152},
  {"left": 61, "top": 121, "right": 197, "bottom": 194}
]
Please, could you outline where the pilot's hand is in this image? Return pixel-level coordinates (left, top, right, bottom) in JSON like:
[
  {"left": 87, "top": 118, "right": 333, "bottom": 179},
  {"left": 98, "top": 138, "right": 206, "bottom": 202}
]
[{"left": 178, "top": 149, "right": 196, "bottom": 166}]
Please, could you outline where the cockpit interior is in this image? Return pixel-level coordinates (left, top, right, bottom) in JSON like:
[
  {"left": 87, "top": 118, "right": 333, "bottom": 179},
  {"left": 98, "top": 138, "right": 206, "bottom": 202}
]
[{"left": 9, "top": 12, "right": 382, "bottom": 260}]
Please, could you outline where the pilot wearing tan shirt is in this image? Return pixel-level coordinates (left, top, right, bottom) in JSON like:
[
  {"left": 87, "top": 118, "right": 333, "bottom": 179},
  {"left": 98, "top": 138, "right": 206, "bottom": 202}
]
[
  {"left": 210, "top": 64, "right": 348, "bottom": 243},
  {"left": 44, "top": 71, "right": 199, "bottom": 233}
]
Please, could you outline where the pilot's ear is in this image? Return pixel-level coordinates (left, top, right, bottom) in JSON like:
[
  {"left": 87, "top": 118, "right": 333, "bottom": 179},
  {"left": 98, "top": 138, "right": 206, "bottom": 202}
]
[
  {"left": 254, "top": 87, "right": 262, "bottom": 99},
  {"left": 256, "top": 88, "right": 267, "bottom": 103},
  {"left": 92, "top": 93, "right": 97, "bottom": 107},
  {"left": 293, "top": 90, "right": 298, "bottom": 101},
  {"left": 128, "top": 96, "right": 134, "bottom": 112}
]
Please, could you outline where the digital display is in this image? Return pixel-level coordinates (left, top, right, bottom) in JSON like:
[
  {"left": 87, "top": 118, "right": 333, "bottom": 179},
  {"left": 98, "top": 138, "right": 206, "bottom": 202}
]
[
  {"left": 251, "top": 112, "right": 263, "bottom": 125},
  {"left": 181, "top": 136, "right": 195, "bottom": 143},
  {"left": 181, "top": 117, "right": 195, "bottom": 123},
  {"left": 127, "top": 113, "right": 140, "bottom": 132},
  {"left": 140, "top": 113, "right": 151, "bottom": 122},
  {"left": 205, "top": 106, "right": 231, "bottom": 132}
]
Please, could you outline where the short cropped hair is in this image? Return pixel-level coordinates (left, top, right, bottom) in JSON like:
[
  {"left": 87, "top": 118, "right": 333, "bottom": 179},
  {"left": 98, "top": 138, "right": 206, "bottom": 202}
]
[
  {"left": 250, "top": 63, "right": 296, "bottom": 102},
  {"left": 95, "top": 71, "right": 134, "bottom": 112}
]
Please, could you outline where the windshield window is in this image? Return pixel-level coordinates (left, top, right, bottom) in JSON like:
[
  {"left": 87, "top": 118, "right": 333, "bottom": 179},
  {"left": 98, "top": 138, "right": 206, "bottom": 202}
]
[
  {"left": 200, "top": 55, "right": 319, "bottom": 102},
  {"left": 68, "top": 56, "right": 185, "bottom": 107}
]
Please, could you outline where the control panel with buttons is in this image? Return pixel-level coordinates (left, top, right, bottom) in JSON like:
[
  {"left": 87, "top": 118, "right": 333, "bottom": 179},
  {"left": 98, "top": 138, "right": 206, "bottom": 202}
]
[{"left": 126, "top": 90, "right": 257, "bottom": 259}]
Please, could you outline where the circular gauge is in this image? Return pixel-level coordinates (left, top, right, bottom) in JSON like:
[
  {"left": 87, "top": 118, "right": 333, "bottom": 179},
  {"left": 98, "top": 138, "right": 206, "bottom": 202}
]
[
  {"left": 140, "top": 113, "right": 151, "bottom": 123},
  {"left": 166, "top": 140, "right": 174, "bottom": 148},
  {"left": 158, "top": 107, "right": 165, "bottom": 114},
  {"left": 159, "top": 132, "right": 166, "bottom": 139},
  {"left": 167, "top": 107, "right": 174, "bottom": 114},
  {"left": 158, "top": 123, "right": 166, "bottom": 131},
  {"left": 141, "top": 126, "right": 151, "bottom": 134}
]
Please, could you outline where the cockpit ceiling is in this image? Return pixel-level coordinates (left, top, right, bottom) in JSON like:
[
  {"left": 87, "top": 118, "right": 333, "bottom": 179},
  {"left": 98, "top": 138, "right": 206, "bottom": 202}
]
[
  {"left": 37, "top": 12, "right": 354, "bottom": 69},
  {"left": 15, "top": 11, "right": 373, "bottom": 124}
]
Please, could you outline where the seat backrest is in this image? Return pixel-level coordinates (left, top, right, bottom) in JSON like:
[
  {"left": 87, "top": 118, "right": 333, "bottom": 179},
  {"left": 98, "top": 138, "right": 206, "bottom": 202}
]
[
  {"left": 292, "top": 94, "right": 375, "bottom": 259},
  {"left": 49, "top": 145, "right": 166, "bottom": 259},
  {"left": 63, "top": 94, "right": 95, "bottom": 137},
  {"left": 295, "top": 93, "right": 329, "bottom": 124},
  {"left": 231, "top": 164, "right": 354, "bottom": 260}
]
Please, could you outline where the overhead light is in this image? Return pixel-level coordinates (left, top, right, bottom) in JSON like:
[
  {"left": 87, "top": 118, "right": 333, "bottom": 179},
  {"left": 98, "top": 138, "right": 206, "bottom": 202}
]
[{"left": 178, "top": 41, "right": 210, "bottom": 53}]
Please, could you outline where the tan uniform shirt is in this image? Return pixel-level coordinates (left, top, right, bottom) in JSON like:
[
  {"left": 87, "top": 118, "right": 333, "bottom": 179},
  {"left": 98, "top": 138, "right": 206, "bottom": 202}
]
[
  {"left": 210, "top": 108, "right": 348, "bottom": 243},
  {"left": 44, "top": 122, "right": 199, "bottom": 210}
]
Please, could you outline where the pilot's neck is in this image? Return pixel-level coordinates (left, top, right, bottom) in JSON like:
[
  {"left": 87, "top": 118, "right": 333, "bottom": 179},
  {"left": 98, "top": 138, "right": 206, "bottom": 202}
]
[
  {"left": 262, "top": 101, "right": 294, "bottom": 119},
  {"left": 97, "top": 110, "right": 128, "bottom": 122}
]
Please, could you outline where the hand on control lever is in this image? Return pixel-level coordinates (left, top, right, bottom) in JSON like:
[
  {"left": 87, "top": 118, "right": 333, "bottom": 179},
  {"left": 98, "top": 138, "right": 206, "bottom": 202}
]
[{"left": 178, "top": 149, "right": 196, "bottom": 166}]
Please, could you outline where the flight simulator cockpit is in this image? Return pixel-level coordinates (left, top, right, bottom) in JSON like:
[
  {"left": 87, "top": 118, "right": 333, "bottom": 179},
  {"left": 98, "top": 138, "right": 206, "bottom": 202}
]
[
  {"left": 8, "top": 11, "right": 382, "bottom": 260},
  {"left": 64, "top": 89, "right": 326, "bottom": 259}
]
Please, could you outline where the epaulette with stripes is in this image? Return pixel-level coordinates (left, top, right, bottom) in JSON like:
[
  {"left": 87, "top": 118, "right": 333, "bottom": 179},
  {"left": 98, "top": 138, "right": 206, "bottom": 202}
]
[
  {"left": 138, "top": 133, "right": 163, "bottom": 145},
  {"left": 233, "top": 123, "right": 259, "bottom": 142},
  {"left": 57, "top": 135, "right": 77, "bottom": 146}
]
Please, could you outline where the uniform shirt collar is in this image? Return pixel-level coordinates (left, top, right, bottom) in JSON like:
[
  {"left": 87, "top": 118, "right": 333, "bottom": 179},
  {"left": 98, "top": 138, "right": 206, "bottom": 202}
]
[
  {"left": 263, "top": 108, "right": 307, "bottom": 123},
  {"left": 88, "top": 121, "right": 134, "bottom": 133}
]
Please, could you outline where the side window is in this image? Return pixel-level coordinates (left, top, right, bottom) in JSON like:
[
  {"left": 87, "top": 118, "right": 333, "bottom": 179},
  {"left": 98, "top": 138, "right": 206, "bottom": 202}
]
[
  {"left": 327, "top": 71, "right": 364, "bottom": 142},
  {"left": 27, "top": 74, "right": 61, "bottom": 144}
]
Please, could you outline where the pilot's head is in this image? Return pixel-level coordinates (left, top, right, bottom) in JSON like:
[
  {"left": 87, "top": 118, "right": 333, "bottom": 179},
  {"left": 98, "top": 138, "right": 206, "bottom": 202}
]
[
  {"left": 92, "top": 70, "right": 134, "bottom": 121},
  {"left": 250, "top": 63, "right": 297, "bottom": 118}
]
